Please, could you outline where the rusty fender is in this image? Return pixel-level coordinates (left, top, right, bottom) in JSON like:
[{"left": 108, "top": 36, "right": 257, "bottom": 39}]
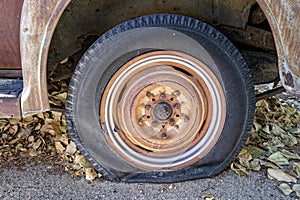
[
  {"left": 20, "top": 0, "right": 71, "bottom": 117},
  {"left": 257, "top": 0, "right": 300, "bottom": 94}
]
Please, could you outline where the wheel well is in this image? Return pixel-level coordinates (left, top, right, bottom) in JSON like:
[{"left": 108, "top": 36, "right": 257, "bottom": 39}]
[{"left": 47, "top": 0, "right": 278, "bottom": 85}]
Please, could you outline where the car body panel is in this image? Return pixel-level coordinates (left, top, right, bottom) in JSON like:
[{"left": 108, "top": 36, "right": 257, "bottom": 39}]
[
  {"left": 20, "top": 0, "right": 71, "bottom": 117},
  {"left": 257, "top": 0, "right": 300, "bottom": 94},
  {"left": 0, "top": 0, "right": 24, "bottom": 69}
]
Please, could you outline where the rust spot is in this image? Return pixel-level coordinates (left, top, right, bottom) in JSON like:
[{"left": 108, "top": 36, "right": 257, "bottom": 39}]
[{"left": 283, "top": 72, "right": 294, "bottom": 87}]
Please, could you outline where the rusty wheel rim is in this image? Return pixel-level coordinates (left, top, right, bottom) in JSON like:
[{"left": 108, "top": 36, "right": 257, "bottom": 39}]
[{"left": 100, "top": 51, "right": 226, "bottom": 171}]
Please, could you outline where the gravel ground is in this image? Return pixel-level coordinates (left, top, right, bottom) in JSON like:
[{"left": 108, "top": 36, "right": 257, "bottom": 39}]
[{"left": 0, "top": 162, "right": 296, "bottom": 200}]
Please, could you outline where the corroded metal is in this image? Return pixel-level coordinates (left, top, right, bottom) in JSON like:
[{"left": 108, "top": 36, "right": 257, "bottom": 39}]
[
  {"left": 0, "top": 98, "right": 21, "bottom": 118},
  {"left": 0, "top": 70, "right": 23, "bottom": 78},
  {"left": 100, "top": 51, "right": 226, "bottom": 170},
  {"left": 219, "top": 25, "right": 276, "bottom": 51},
  {"left": 257, "top": 0, "right": 300, "bottom": 94},
  {"left": 48, "top": 0, "right": 256, "bottom": 71},
  {"left": 0, "top": 0, "right": 24, "bottom": 69},
  {"left": 20, "top": 0, "right": 71, "bottom": 117}
]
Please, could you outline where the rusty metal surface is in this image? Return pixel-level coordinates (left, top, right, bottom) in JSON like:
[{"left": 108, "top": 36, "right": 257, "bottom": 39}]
[
  {"left": 0, "top": 70, "right": 22, "bottom": 78},
  {"left": 219, "top": 25, "right": 276, "bottom": 51},
  {"left": 100, "top": 51, "right": 226, "bottom": 170},
  {"left": 0, "top": 98, "right": 21, "bottom": 118},
  {"left": 0, "top": 0, "right": 24, "bottom": 69},
  {"left": 257, "top": 0, "right": 300, "bottom": 94},
  {"left": 20, "top": 0, "right": 71, "bottom": 117},
  {"left": 48, "top": 0, "right": 256, "bottom": 72}
]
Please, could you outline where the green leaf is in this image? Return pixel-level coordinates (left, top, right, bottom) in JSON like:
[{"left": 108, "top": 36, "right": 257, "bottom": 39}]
[
  {"left": 278, "top": 183, "right": 293, "bottom": 196},
  {"left": 280, "top": 149, "right": 300, "bottom": 160},
  {"left": 270, "top": 137, "right": 285, "bottom": 149},
  {"left": 250, "top": 159, "right": 261, "bottom": 171},
  {"left": 268, "top": 152, "right": 289, "bottom": 166},
  {"left": 271, "top": 124, "right": 286, "bottom": 135},
  {"left": 244, "top": 146, "right": 266, "bottom": 159},
  {"left": 280, "top": 132, "right": 298, "bottom": 147},
  {"left": 260, "top": 160, "right": 279, "bottom": 169}
]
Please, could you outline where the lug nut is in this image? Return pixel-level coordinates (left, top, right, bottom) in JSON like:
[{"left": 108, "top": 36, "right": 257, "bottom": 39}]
[
  {"left": 145, "top": 104, "right": 151, "bottom": 110},
  {"left": 169, "top": 118, "right": 175, "bottom": 126},
  {"left": 174, "top": 103, "right": 181, "bottom": 109},
  {"left": 160, "top": 93, "right": 166, "bottom": 100},
  {"left": 146, "top": 92, "right": 152, "bottom": 97},
  {"left": 161, "top": 132, "right": 167, "bottom": 139}
]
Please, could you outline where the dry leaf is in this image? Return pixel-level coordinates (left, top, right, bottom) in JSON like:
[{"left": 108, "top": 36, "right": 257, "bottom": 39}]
[
  {"left": 280, "top": 149, "right": 300, "bottom": 160},
  {"left": 55, "top": 142, "right": 65, "bottom": 153},
  {"left": 267, "top": 169, "right": 297, "bottom": 183},
  {"left": 66, "top": 141, "right": 77, "bottom": 155},
  {"left": 85, "top": 168, "right": 97, "bottom": 181},
  {"left": 293, "top": 162, "right": 300, "bottom": 177},
  {"left": 201, "top": 194, "right": 215, "bottom": 200},
  {"left": 293, "top": 184, "right": 300, "bottom": 197}
]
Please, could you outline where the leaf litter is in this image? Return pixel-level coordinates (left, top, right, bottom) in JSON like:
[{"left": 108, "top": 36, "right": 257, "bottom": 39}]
[
  {"left": 0, "top": 80, "right": 299, "bottom": 196},
  {"left": 0, "top": 81, "right": 100, "bottom": 181},
  {"left": 232, "top": 97, "right": 300, "bottom": 198}
]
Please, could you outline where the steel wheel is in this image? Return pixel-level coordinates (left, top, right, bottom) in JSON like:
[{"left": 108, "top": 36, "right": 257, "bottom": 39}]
[{"left": 100, "top": 51, "right": 226, "bottom": 170}]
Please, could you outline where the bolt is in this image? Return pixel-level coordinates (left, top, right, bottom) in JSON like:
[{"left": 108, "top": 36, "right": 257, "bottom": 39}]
[
  {"left": 146, "top": 92, "right": 152, "bottom": 98},
  {"left": 160, "top": 93, "right": 166, "bottom": 100},
  {"left": 114, "top": 126, "right": 120, "bottom": 132},
  {"left": 161, "top": 132, "right": 167, "bottom": 139},
  {"left": 169, "top": 118, "right": 175, "bottom": 126},
  {"left": 145, "top": 104, "right": 151, "bottom": 111},
  {"left": 174, "top": 103, "right": 181, "bottom": 109}
]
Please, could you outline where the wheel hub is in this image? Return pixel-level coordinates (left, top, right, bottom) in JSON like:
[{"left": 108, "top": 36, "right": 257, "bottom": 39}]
[{"left": 153, "top": 102, "right": 173, "bottom": 121}]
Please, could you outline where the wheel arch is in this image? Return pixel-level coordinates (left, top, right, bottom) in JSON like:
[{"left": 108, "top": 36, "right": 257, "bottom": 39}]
[
  {"left": 256, "top": 0, "right": 300, "bottom": 94},
  {"left": 20, "top": 0, "right": 71, "bottom": 117},
  {"left": 47, "top": 0, "right": 299, "bottom": 95}
]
